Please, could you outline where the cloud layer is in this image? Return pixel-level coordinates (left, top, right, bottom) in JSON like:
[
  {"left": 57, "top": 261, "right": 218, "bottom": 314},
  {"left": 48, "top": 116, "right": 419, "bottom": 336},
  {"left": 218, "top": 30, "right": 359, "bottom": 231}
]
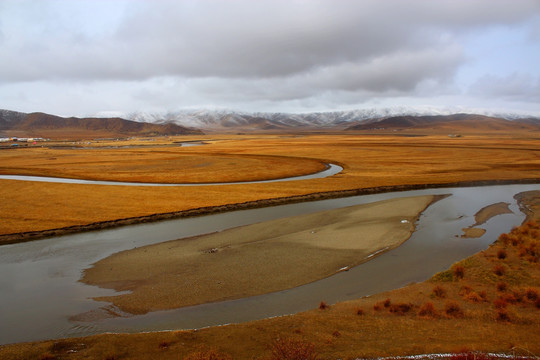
[{"left": 1, "top": 0, "right": 539, "bottom": 115}]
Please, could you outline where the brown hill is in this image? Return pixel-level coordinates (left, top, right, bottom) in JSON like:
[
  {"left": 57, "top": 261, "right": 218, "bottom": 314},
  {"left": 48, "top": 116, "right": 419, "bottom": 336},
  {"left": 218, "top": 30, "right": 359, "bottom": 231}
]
[
  {"left": 346, "top": 114, "right": 540, "bottom": 133},
  {"left": 0, "top": 110, "right": 203, "bottom": 139}
]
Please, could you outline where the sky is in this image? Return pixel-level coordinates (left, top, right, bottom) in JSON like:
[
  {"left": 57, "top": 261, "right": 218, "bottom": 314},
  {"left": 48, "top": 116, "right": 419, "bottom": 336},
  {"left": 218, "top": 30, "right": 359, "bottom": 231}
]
[{"left": 1, "top": 0, "right": 539, "bottom": 117}]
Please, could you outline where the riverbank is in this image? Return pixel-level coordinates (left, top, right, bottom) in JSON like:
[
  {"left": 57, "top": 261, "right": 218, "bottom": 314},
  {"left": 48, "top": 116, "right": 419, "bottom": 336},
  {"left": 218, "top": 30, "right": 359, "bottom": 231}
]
[
  {"left": 1, "top": 191, "right": 538, "bottom": 359},
  {"left": 1, "top": 178, "right": 538, "bottom": 245},
  {"left": 79, "top": 195, "right": 443, "bottom": 315}
]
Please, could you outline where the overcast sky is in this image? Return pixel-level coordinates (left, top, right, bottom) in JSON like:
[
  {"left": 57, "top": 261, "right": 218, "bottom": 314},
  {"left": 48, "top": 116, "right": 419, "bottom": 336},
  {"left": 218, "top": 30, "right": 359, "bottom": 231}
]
[{"left": 1, "top": 0, "right": 539, "bottom": 117}]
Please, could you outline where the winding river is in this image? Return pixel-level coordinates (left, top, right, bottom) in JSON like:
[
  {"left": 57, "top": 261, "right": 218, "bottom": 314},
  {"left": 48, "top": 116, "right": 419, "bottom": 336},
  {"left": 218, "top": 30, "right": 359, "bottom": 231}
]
[
  {"left": 0, "top": 164, "right": 343, "bottom": 186},
  {"left": 0, "top": 183, "right": 538, "bottom": 345}
]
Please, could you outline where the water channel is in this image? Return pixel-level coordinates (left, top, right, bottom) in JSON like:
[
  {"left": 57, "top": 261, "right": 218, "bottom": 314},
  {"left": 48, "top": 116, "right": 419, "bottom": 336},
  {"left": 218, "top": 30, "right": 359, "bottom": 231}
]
[{"left": 0, "top": 183, "right": 538, "bottom": 345}]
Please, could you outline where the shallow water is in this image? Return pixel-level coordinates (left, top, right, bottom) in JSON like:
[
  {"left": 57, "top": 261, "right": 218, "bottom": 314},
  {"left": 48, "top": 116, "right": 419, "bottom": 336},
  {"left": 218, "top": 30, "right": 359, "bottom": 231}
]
[{"left": 0, "top": 184, "right": 538, "bottom": 344}]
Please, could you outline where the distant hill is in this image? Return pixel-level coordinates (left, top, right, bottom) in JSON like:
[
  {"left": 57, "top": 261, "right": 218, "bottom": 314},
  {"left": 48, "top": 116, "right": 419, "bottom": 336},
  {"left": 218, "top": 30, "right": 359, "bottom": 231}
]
[
  {"left": 345, "top": 114, "right": 540, "bottom": 132},
  {"left": 127, "top": 109, "right": 540, "bottom": 133},
  {"left": 1, "top": 109, "right": 539, "bottom": 137},
  {"left": 0, "top": 110, "right": 203, "bottom": 139}
]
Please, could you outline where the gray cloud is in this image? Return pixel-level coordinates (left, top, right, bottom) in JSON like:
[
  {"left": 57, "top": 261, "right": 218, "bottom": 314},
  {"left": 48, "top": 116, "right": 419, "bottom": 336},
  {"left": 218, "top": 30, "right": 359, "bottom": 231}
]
[
  {"left": 1, "top": 0, "right": 539, "bottom": 115},
  {"left": 469, "top": 73, "right": 540, "bottom": 101}
]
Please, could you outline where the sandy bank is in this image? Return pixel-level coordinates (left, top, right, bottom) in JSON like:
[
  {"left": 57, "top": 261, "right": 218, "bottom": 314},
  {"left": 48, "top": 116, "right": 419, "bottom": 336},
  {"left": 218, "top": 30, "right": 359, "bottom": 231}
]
[
  {"left": 81, "top": 194, "right": 443, "bottom": 315},
  {"left": 461, "top": 202, "right": 513, "bottom": 238}
]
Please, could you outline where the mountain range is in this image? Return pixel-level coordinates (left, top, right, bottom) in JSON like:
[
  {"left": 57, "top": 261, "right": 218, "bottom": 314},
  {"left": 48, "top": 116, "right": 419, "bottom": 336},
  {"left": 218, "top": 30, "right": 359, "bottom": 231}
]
[
  {"left": 1, "top": 108, "right": 539, "bottom": 138},
  {"left": 0, "top": 110, "right": 202, "bottom": 138}
]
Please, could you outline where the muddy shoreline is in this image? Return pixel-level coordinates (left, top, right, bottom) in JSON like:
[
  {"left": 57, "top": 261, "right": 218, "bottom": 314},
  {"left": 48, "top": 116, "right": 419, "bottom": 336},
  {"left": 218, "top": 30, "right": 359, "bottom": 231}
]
[{"left": 2, "top": 178, "right": 539, "bottom": 245}]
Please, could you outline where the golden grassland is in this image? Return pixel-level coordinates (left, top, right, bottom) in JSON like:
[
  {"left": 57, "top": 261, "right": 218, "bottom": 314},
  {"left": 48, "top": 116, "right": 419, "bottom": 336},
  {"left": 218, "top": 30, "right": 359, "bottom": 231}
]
[
  {"left": 80, "top": 195, "right": 438, "bottom": 314},
  {"left": 1, "top": 132, "right": 539, "bottom": 238},
  {"left": 1, "top": 195, "right": 538, "bottom": 360}
]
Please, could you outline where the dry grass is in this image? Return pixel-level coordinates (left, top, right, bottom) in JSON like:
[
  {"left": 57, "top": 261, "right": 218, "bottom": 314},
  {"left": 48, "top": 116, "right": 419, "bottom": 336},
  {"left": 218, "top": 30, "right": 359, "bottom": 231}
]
[{"left": 1, "top": 132, "right": 539, "bottom": 237}]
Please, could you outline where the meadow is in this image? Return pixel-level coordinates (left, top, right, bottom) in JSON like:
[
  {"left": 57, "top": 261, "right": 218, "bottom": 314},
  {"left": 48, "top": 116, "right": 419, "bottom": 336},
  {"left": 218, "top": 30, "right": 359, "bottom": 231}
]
[{"left": 1, "top": 132, "right": 539, "bottom": 239}]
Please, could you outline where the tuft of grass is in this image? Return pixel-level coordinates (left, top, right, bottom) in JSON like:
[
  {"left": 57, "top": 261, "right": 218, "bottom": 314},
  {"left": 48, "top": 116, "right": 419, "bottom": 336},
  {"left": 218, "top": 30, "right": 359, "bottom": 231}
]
[
  {"left": 495, "top": 308, "right": 512, "bottom": 322},
  {"left": 355, "top": 308, "right": 364, "bottom": 316},
  {"left": 418, "top": 301, "right": 439, "bottom": 318},
  {"left": 444, "top": 301, "right": 464, "bottom": 318},
  {"left": 524, "top": 287, "right": 539, "bottom": 302},
  {"left": 39, "top": 354, "right": 56, "bottom": 360},
  {"left": 432, "top": 285, "right": 447, "bottom": 298},
  {"left": 452, "top": 264, "right": 465, "bottom": 280},
  {"left": 493, "top": 297, "right": 508, "bottom": 309},
  {"left": 496, "top": 249, "right": 507, "bottom": 260},
  {"left": 318, "top": 301, "right": 329, "bottom": 310},
  {"left": 265, "top": 338, "right": 319, "bottom": 360},
  {"left": 389, "top": 302, "right": 413, "bottom": 315},
  {"left": 493, "top": 264, "right": 506, "bottom": 276},
  {"left": 496, "top": 281, "right": 507, "bottom": 292}
]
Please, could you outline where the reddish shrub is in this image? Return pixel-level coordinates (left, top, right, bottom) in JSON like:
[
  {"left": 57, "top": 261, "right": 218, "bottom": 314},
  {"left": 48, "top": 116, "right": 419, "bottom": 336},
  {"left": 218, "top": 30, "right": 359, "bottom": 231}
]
[
  {"left": 496, "top": 309, "right": 511, "bottom": 322},
  {"left": 332, "top": 330, "right": 341, "bottom": 338},
  {"left": 459, "top": 285, "right": 473, "bottom": 296},
  {"left": 356, "top": 308, "right": 364, "bottom": 316},
  {"left": 418, "top": 302, "right": 439, "bottom": 318},
  {"left": 383, "top": 298, "right": 392, "bottom": 308},
  {"left": 432, "top": 285, "right": 447, "bottom": 298},
  {"left": 389, "top": 303, "right": 413, "bottom": 315},
  {"left": 524, "top": 287, "right": 539, "bottom": 302},
  {"left": 496, "top": 249, "right": 507, "bottom": 260},
  {"left": 444, "top": 301, "right": 464, "bottom": 318},
  {"left": 464, "top": 291, "right": 483, "bottom": 303},
  {"left": 496, "top": 282, "right": 507, "bottom": 292},
  {"left": 39, "top": 354, "right": 56, "bottom": 360},
  {"left": 266, "top": 338, "right": 319, "bottom": 360},
  {"left": 318, "top": 301, "right": 329, "bottom": 310},
  {"left": 478, "top": 290, "right": 488, "bottom": 301},
  {"left": 493, "top": 264, "right": 506, "bottom": 276},
  {"left": 493, "top": 297, "right": 508, "bottom": 309},
  {"left": 536, "top": 298, "right": 540, "bottom": 309},
  {"left": 499, "top": 293, "right": 518, "bottom": 305},
  {"left": 499, "top": 233, "right": 510, "bottom": 245},
  {"left": 373, "top": 303, "right": 381, "bottom": 311},
  {"left": 452, "top": 265, "right": 465, "bottom": 279}
]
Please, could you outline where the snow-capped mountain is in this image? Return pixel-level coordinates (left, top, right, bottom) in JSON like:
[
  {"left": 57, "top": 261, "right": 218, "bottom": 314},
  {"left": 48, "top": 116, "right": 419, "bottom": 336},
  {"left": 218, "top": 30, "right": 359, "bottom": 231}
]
[{"left": 122, "top": 107, "right": 539, "bottom": 132}]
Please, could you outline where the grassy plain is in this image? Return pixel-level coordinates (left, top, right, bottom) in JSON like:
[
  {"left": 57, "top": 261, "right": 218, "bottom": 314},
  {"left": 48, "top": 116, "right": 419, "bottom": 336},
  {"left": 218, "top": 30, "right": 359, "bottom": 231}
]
[
  {"left": 1, "top": 132, "right": 539, "bottom": 238},
  {"left": 1, "top": 193, "right": 538, "bottom": 360}
]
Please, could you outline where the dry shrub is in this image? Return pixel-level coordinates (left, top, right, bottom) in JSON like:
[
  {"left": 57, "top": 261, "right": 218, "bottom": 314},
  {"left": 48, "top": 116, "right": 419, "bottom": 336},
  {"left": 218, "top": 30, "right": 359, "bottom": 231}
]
[
  {"left": 493, "top": 264, "right": 506, "bottom": 276},
  {"left": 266, "top": 338, "right": 319, "bottom": 360},
  {"left": 389, "top": 302, "right": 413, "bottom": 315},
  {"left": 496, "top": 282, "right": 507, "bottom": 292},
  {"left": 459, "top": 285, "right": 473, "bottom": 297},
  {"left": 496, "top": 308, "right": 512, "bottom": 322},
  {"left": 356, "top": 308, "right": 364, "bottom": 316},
  {"left": 318, "top": 301, "right": 329, "bottom": 310},
  {"left": 524, "top": 287, "right": 539, "bottom": 302},
  {"left": 432, "top": 285, "right": 447, "bottom": 298},
  {"left": 500, "top": 292, "right": 519, "bottom": 305},
  {"left": 478, "top": 290, "right": 488, "bottom": 301},
  {"left": 536, "top": 298, "right": 540, "bottom": 309},
  {"left": 444, "top": 301, "right": 464, "bottom": 318},
  {"left": 418, "top": 301, "right": 439, "bottom": 318},
  {"left": 493, "top": 297, "right": 508, "bottom": 309},
  {"left": 184, "top": 347, "right": 232, "bottom": 360},
  {"left": 452, "top": 264, "right": 465, "bottom": 280},
  {"left": 464, "top": 291, "right": 483, "bottom": 303},
  {"left": 496, "top": 249, "right": 507, "bottom": 260},
  {"left": 373, "top": 298, "right": 391, "bottom": 311},
  {"left": 332, "top": 330, "right": 341, "bottom": 338},
  {"left": 498, "top": 233, "right": 510, "bottom": 245}
]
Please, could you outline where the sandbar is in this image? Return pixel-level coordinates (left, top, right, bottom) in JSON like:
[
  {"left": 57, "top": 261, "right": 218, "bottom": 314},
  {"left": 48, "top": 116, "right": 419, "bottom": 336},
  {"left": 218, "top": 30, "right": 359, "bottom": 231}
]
[
  {"left": 81, "top": 194, "right": 444, "bottom": 315},
  {"left": 461, "top": 202, "right": 513, "bottom": 238}
]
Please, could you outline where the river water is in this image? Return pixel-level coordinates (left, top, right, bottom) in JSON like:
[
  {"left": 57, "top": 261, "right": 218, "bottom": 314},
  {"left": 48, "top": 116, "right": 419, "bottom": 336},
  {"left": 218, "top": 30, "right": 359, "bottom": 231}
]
[
  {"left": 0, "top": 184, "right": 538, "bottom": 345},
  {"left": 0, "top": 164, "right": 343, "bottom": 186}
]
